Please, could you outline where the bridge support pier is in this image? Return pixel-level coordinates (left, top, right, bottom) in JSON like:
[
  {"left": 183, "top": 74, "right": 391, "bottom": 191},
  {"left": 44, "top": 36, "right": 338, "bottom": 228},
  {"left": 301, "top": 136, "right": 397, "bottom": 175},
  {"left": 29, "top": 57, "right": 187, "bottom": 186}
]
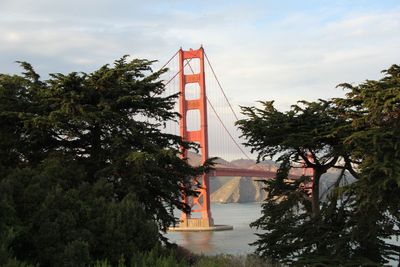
[{"left": 179, "top": 218, "right": 214, "bottom": 228}]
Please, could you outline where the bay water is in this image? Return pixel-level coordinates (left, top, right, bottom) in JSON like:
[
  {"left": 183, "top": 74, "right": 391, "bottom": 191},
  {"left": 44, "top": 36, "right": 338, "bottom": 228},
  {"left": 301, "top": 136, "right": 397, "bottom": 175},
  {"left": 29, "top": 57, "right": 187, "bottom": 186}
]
[
  {"left": 166, "top": 202, "right": 399, "bottom": 266},
  {"left": 166, "top": 202, "right": 262, "bottom": 255}
]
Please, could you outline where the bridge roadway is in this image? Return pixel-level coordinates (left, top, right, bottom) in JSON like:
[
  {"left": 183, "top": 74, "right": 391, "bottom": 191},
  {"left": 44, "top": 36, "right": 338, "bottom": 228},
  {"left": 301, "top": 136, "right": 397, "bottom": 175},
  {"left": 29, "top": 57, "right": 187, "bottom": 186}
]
[{"left": 209, "top": 167, "right": 300, "bottom": 179}]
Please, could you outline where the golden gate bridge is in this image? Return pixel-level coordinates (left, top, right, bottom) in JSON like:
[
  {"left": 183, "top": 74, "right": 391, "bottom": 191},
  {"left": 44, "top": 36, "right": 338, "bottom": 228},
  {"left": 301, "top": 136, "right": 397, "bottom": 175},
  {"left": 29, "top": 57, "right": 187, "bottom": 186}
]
[{"left": 157, "top": 47, "right": 309, "bottom": 231}]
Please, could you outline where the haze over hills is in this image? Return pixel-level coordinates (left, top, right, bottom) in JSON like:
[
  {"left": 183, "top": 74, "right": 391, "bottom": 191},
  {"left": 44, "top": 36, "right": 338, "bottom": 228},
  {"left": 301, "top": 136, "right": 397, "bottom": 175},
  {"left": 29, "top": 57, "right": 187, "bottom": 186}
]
[
  {"left": 188, "top": 152, "right": 352, "bottom": 203},
  {"left": 210, "top": 177, "right": 268, "bottom": 203}
]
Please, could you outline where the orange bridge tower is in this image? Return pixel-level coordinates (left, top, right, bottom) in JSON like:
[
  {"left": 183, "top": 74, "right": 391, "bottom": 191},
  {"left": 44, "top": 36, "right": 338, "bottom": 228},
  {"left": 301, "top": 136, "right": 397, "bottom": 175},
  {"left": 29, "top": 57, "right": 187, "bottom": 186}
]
[{"left": 178, "top": 47, "right": 214, "bottom": 228}]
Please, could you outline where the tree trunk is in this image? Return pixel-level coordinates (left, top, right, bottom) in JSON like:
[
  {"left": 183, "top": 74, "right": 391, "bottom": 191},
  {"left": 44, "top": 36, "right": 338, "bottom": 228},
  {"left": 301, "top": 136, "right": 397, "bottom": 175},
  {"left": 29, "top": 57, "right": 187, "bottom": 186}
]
[{"left": 311, "top": 171, "right": 321, "bottom": 219}]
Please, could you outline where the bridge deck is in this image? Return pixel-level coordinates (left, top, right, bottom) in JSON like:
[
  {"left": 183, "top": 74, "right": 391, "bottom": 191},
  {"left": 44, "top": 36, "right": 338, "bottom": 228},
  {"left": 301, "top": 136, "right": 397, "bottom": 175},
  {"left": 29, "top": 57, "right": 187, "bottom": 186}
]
[{"left": 209, "top": 167, "right": 299, "bottom": 179}]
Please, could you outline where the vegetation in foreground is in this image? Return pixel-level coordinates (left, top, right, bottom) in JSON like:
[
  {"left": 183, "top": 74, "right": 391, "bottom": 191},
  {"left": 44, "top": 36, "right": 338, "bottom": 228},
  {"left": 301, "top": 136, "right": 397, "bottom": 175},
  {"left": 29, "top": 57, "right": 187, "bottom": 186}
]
[
  {"left": 238, "top": 65, "right": 400, "bottom": 266},
  {"left": 0, "top": 58, "right": 213, "bottom": 266},
  {"left": 91, "top": 249, "right": 279, "bottom": 267},
  {"left": 1, "top": 55, "right": 399, "bottom": 266},
  {"left": 1, "top": 244, "right": 280, "bottom": 267}
]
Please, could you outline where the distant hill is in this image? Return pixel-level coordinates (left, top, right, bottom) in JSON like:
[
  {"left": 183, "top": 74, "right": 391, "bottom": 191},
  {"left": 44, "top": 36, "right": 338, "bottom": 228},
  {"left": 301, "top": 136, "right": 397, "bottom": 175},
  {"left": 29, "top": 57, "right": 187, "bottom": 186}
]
[
  {"left": 230, "top": 158, "right": 277, "bottom": 168},
  {"left": 209, "top": 176, "right": 232, "bottom": 193},
  {"left": 210, "top": 177, "right": 268, "bottom": 203},
  {"left": 229, "top": 159, "right": 255, "bottom": 168},
  {"left": 187, "top": 151, "right": 236, "bottom": 168}
]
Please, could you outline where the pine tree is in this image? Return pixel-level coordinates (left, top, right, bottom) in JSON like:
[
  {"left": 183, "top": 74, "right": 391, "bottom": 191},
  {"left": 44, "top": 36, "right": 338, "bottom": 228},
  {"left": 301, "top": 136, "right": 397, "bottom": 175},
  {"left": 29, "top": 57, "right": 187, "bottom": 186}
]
[
  {"left": 238, "top": 65, "right": 400, "bottom": 265},
  {"left": 0, "top": 57, "right": 212, "bottom": 266},
  {"left": 237, "top": 99, "right": 357, "bottom": 265},
  {"left": 334, "top": 65, "right": 400, "bottom": 265}
]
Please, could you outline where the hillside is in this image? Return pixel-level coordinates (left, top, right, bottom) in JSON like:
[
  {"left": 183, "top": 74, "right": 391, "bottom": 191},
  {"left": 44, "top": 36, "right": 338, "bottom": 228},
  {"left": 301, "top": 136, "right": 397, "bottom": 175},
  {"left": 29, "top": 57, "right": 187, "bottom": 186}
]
[{"left": 210, "top": 177, "right": 268, "bottom": 203}]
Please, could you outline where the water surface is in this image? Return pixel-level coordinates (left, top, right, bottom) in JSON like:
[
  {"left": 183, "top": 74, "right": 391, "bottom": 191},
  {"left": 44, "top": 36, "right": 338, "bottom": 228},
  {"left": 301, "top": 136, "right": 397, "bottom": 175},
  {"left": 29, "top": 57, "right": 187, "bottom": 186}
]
[
  {"left": 166, "top": 203, "right": 399, "bottom": 266},
  {"left": 166, "top": 202, "right": 262, "bottom": 255}
]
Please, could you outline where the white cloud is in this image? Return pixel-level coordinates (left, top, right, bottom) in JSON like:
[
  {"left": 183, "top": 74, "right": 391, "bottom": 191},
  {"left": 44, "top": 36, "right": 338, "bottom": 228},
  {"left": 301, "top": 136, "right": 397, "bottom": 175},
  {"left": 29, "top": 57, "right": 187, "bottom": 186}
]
[
  {"left": 1, "top": 5, "right": 396, "bottom": 92},
  {"left": 0, "top": 1, "right": 400, "bottom": 158}
]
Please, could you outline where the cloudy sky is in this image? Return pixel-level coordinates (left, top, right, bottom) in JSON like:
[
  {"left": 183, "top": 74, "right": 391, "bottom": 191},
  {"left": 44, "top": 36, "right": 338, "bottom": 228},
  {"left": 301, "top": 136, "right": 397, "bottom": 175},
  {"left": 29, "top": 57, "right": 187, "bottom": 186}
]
[{"left": 1, "top": 0, "right": 399, "bottom": 111}]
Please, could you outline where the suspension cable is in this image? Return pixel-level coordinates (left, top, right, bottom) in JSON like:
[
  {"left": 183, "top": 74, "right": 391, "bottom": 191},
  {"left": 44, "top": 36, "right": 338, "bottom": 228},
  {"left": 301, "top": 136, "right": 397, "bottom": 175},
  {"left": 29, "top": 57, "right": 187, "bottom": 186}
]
[
  {"left": 164, "top": 57, "right": 194, "bottom": 86},
  {"left": 204, "top": 51, "right": 240, "bottom": 121},
  {"left": 160, "top": 49, "right": 252, "bottom": 160},
  {"left": 186, "top": 61, "right": 252, "bottom": 161},
  {"left": 206, "top": 98, "right": 252, "bottom": 160},
  {"left": 156, "top": 49, "right": 193, "bottom": 87},
  {"left": 158, "top": 49, "right": 179, "bottom": 71}
]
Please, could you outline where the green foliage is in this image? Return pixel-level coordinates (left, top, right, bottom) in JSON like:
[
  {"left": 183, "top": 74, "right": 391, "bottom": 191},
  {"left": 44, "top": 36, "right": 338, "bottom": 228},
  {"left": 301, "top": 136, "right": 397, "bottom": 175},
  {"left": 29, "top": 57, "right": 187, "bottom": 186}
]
[
  {"left": 193, "top": 254, "right": 278, "bottom": 267},
  {"left": 1, "top": 258, "right": 35, "bottom": 267},
  {"left": 62, "top": 240, "right": 90, "bottom": 267},
  {"left": 91, "top": 251, "right": 276, "bottom": 267},
  {"left": 249, "top": 160, "right": 355, "bottom": 266},
  {"left": 334, "top": 64, "right": 400, "bottom": 264},
  {"left": 238, "top": 65, "right": 400, "bottom": 266},
  {"left": 91, "top": 245, "right": 187, "bottom": 267},
  {"left": 0, "top": 58, "right": 211, "bottom": 266},
  {"left": 131, "top": 246, "right": 186, "bottom": 267},
  {"left": 237, "top": 99, "right": 354, "bottom": 218},
  {"left": 237, "top": 99, "right": 355, "bottom": 210}
]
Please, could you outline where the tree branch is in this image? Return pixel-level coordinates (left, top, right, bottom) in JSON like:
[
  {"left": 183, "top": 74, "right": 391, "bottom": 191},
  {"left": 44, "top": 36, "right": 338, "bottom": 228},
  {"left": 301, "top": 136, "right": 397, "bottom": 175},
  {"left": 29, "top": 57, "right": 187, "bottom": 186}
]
[
  {"left": 343, "top": 156, "right": 360, "bottom": 179},
  {"left": 297, "top": 148, "right": 315, "bottom": 168},
  {"left": 325, "top": 156, "right": 339, "bottom": 169}
]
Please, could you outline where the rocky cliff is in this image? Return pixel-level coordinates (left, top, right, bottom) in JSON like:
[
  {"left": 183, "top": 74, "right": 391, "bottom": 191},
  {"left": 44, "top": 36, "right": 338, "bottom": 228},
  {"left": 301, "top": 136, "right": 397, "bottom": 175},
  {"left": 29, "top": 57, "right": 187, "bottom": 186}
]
[{"left": 210, "top": 177, "right": 268, "bottom": 203}]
